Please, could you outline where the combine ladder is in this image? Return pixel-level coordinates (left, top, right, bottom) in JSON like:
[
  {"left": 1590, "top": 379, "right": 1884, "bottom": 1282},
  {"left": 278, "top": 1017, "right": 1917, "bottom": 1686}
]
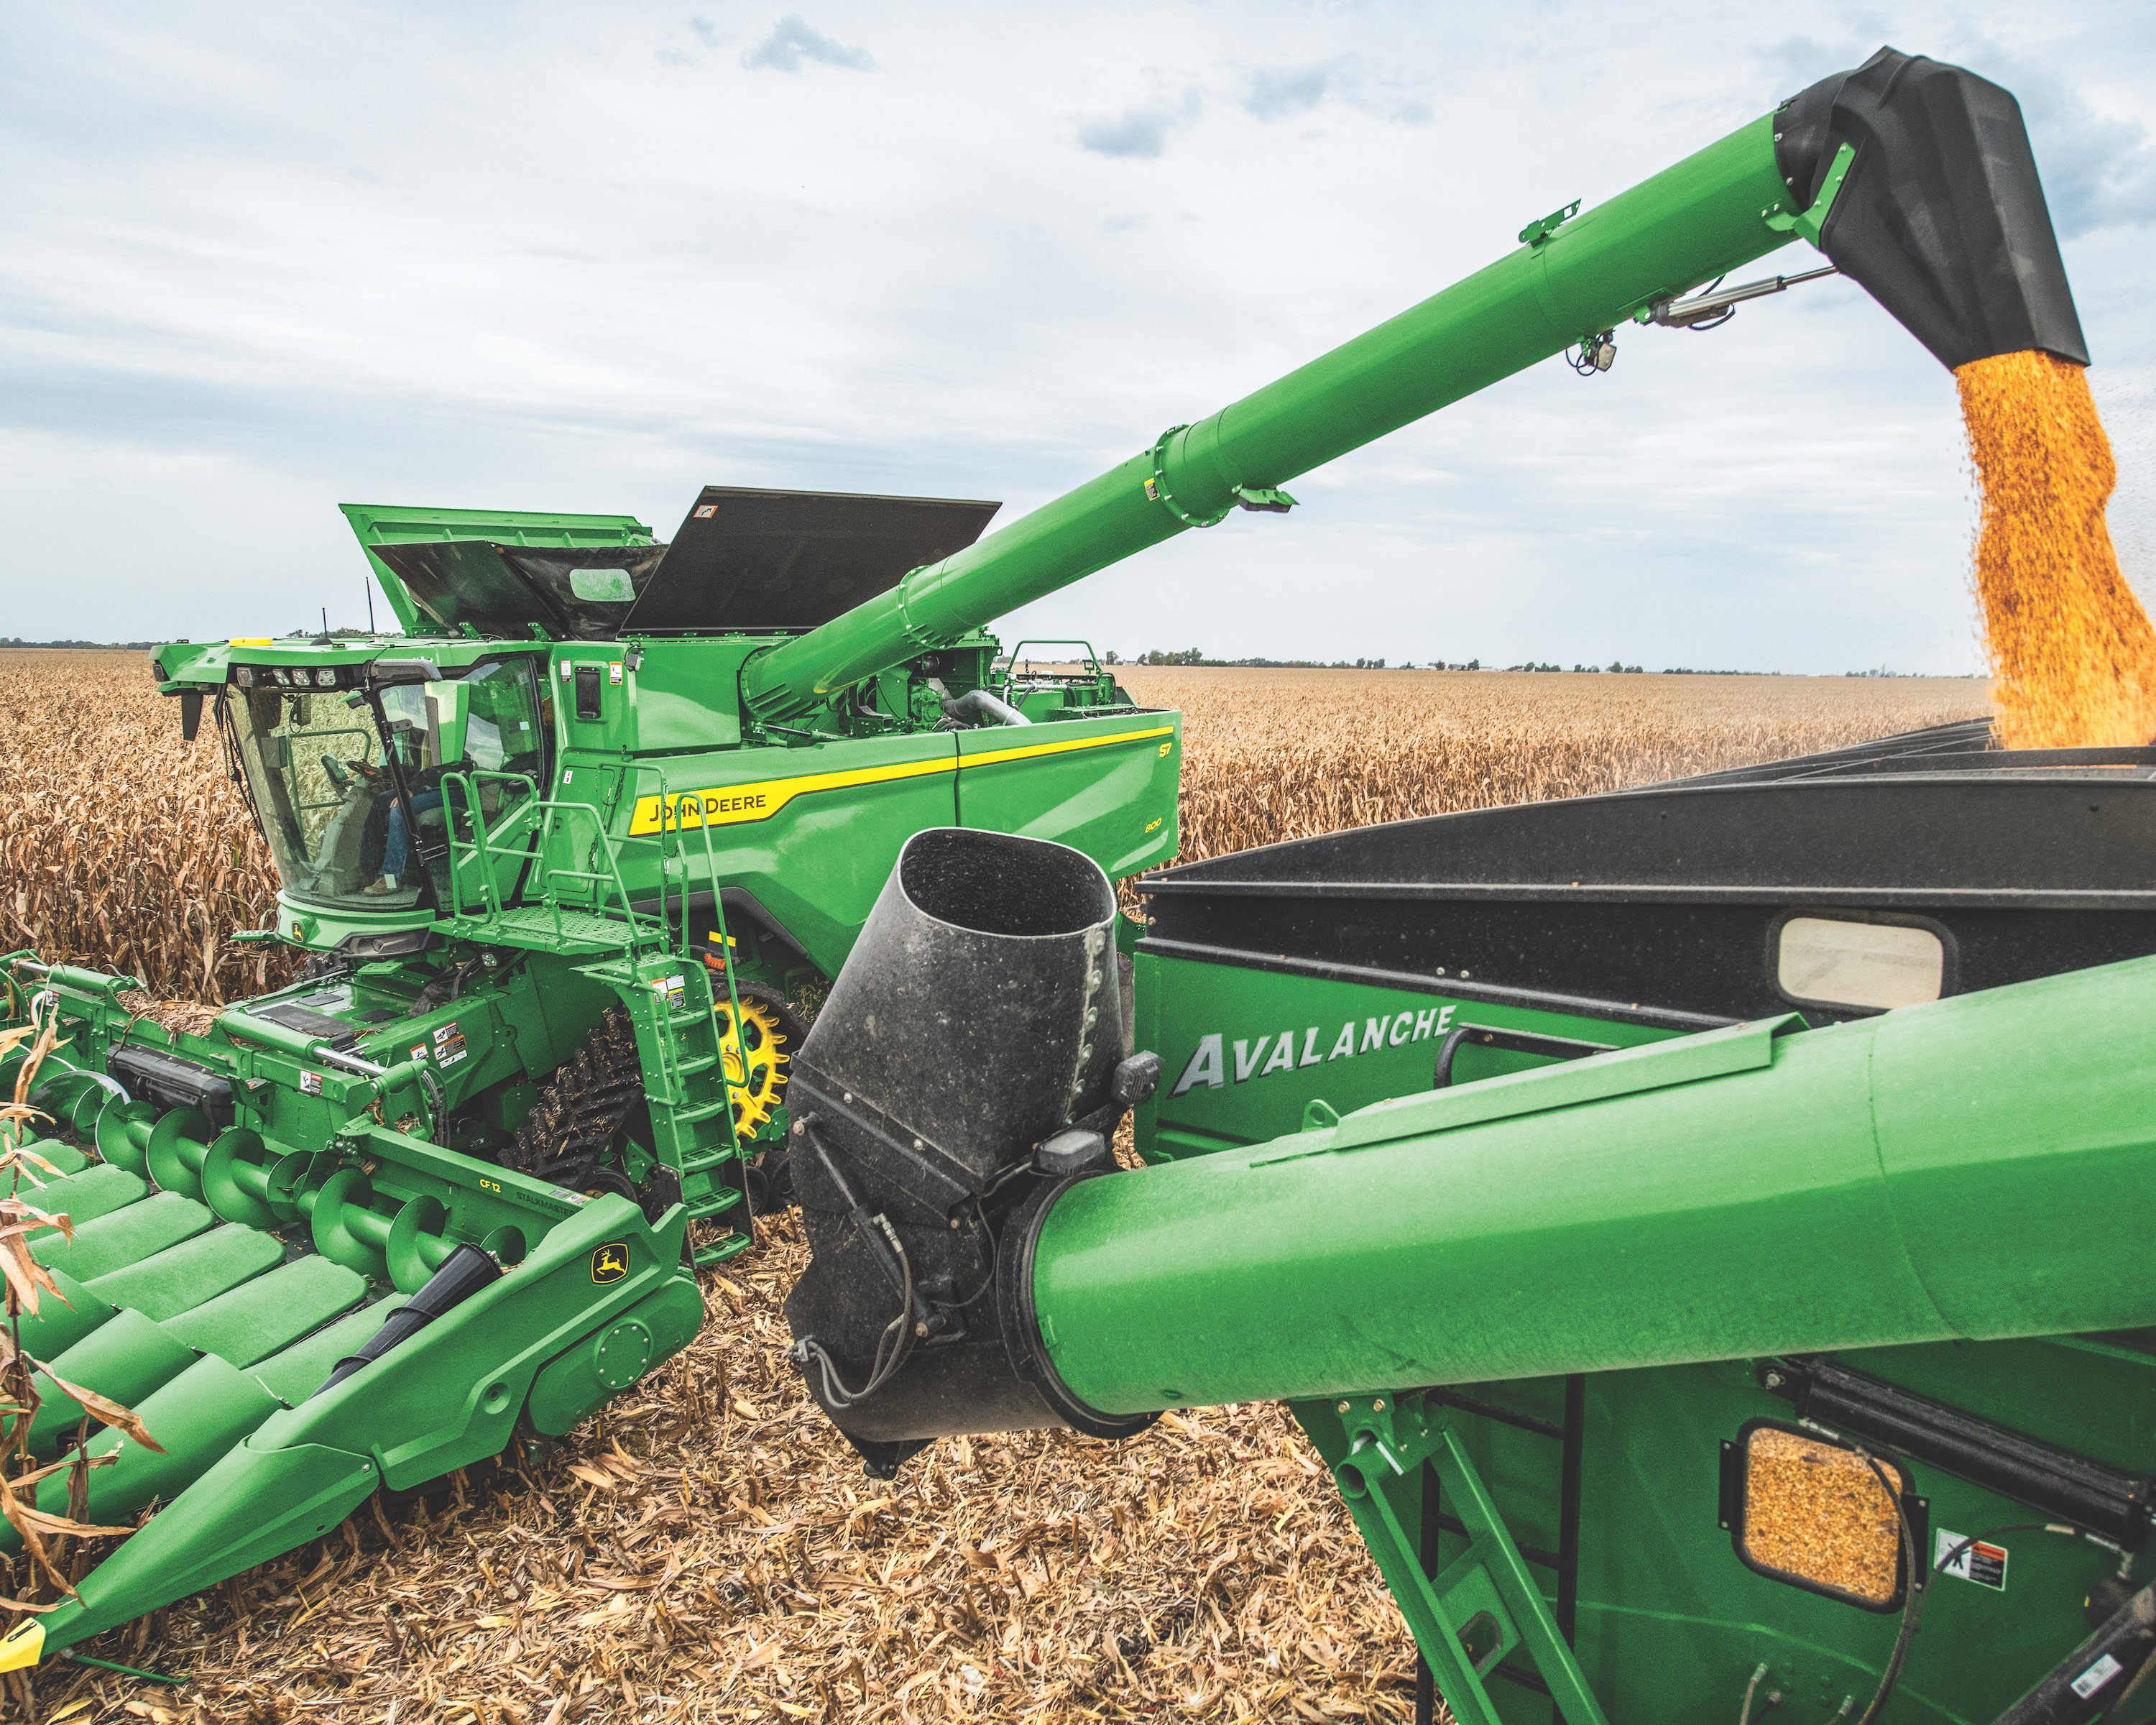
[
  {"left": 436, "top": 773, "right": 757, "bottom": 1265},
  {"left": 581, "top": 952, "right": 753, "bottom": 1265}
]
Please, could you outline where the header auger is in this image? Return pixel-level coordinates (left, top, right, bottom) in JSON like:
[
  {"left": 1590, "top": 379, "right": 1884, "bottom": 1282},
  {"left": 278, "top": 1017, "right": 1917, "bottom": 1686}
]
[{"left": 5, "top": 43, "right": 2137, "bottom": 1724}]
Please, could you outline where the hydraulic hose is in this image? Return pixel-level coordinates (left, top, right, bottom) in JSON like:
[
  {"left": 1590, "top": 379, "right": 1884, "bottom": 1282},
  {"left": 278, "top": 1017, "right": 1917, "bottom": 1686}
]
[{"left": 940, "top": 688, "right": 1030, "bottom": 727}]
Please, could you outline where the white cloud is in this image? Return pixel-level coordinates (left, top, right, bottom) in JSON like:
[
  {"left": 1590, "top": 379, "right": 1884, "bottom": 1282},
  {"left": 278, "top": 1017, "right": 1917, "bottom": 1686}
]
[
  {"left": 1077, "top": 94, "right": 1202, "bottom": 159},
  {"left": 0, "top": 1, "right": 2148, "bottom": 668},
  {"left": 1245, "top": 64, "right": 1333, "bottom": 121},
  {"left": 741, "top": 14, "right": 875, "bottom": 74}
]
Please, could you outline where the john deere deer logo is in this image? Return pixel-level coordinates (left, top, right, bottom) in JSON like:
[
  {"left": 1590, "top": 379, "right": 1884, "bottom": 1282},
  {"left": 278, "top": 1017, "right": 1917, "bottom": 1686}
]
[{"left": 590, "top": 1242, "right": 630, "bottom": 1285}]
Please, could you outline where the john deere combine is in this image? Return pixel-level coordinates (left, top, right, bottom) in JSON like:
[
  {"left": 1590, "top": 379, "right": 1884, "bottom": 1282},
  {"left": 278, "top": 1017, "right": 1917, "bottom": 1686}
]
[{"left": 3, "top": 42, "right": 2142, "bottom": 1723}]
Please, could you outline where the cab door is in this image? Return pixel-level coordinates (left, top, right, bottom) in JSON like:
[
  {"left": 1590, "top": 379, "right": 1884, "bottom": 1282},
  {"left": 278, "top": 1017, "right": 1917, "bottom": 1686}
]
[{"left": 420, "top": 660, "right": 551, "bottom": 914}]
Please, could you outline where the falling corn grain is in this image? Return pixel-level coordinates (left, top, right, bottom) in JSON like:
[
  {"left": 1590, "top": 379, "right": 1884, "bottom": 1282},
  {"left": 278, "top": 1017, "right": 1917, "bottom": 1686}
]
[{"left": 1959, "top": 349, "right": 2156, "bottom": 749}]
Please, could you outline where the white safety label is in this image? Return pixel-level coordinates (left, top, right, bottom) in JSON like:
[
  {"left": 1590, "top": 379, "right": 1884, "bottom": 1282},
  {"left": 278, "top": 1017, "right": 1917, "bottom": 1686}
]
[
  {"left": 1935, "top": 1529, "right": 2008, "bottom": 1590},
  {"left": 2072, "top": 1653, "right": 2124, "bottom": 1700}
]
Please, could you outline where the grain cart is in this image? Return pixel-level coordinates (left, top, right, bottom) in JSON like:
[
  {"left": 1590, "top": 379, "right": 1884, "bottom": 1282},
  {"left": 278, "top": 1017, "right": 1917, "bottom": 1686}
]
[
  {"left": 0, "top": 45, "right": 2111, "bottom": 1712},
  {"left": 788, "top": 759, "right": 2156, "bottom": 1725}
]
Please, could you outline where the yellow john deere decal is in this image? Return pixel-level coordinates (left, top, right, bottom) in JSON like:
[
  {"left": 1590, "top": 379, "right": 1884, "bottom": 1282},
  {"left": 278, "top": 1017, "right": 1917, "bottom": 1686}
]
[
  {"left": 627, "top": 725, "right": 1173, "bottom": 834},
  {"left": 591, "top": 1242, "right": 630, "bottom": 1284}
]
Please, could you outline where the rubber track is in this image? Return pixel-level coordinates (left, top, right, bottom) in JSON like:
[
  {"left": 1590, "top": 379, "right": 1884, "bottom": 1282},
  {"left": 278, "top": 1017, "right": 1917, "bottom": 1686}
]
[{"left": 505, "top": 1005, "right": 645, "bottom": 1187}]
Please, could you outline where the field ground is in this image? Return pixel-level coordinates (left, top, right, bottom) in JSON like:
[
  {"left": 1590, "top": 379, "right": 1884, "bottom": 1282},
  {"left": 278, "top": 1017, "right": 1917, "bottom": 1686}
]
[{"left": 0, "top": 652, "right": 1991, "bottom": 1722}]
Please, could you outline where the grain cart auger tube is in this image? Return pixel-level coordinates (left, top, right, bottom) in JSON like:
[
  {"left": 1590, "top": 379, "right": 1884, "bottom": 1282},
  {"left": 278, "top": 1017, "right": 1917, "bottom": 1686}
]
[{"left": 0, "top": 40, "right": 2090, "bottom": 1692}]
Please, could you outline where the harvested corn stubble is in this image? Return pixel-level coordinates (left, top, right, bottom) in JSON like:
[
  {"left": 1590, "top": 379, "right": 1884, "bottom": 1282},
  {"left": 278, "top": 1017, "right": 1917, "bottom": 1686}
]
[{"left": 35, "top": 1215, "right": 1431, "bottom": 1723}]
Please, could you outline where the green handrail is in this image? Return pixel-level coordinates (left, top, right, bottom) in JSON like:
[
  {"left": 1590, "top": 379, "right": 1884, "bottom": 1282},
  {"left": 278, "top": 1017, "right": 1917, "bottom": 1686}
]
[
  {"left": 438, "top": 771, "right": 655, "bottom": 956},
  {"left": 653, "top": 775, "right": 749, "bottom": 1167}
]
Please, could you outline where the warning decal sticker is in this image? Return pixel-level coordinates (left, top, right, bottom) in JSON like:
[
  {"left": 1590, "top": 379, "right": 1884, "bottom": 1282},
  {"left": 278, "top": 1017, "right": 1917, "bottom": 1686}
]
[{"left": 1935, "top": 1529, "right": 2008, "bottom": 1590}]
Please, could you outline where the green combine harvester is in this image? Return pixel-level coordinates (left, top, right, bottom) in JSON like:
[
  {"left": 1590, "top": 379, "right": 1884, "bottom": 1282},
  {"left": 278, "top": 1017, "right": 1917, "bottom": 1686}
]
[{"left": 3, "top": 42, "right": 2145, "bottom": 1724}]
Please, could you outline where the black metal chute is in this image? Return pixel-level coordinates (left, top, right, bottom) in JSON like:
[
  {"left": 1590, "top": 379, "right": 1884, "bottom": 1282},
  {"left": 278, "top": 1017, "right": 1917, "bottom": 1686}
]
[
  {"left": 1138, "top": 724, "right": 2156, "bottom": 1027},
  {"left": 1775, "top": 47, "right": 2089, "bottom": 369}
]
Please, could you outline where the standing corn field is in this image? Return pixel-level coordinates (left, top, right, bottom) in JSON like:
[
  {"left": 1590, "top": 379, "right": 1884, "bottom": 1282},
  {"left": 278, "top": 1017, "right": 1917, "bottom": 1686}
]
[
  {"left": 2, "top": 652, "right": 1986, "bottom": 995},
  {"left": 0, "top": 650, "right": 294, "bottom": 1003},
  {"left": 1112, "top": 666, "right": 1989, "bottom": 865}
]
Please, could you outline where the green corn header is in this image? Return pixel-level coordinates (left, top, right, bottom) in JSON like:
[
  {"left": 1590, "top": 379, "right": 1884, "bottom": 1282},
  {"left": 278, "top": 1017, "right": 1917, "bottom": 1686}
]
[{"left": 5, "top": 42, "right": 2142, "bottom": 1724}]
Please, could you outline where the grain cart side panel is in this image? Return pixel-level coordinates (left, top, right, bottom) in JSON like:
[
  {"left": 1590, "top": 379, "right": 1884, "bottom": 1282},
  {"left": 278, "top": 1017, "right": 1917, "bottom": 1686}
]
[{"left": 1134, "top": 945, "right": 1689, "bottom": 1161}]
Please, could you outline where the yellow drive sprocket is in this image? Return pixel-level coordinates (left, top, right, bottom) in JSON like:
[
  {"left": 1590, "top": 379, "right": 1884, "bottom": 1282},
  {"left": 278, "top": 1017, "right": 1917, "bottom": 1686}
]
[{"left": 713, "top": 982, "right": 803, "bottom": 1139}]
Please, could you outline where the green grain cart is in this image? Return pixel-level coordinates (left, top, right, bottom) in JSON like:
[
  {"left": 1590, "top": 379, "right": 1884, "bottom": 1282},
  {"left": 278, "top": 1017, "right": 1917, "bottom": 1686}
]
[{"left": 4, "top": 45, "right": 2144, "bottom": 1724}]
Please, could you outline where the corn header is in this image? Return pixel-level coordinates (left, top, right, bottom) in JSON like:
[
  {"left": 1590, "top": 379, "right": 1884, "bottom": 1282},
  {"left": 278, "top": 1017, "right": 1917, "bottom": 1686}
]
[{"left": 4, "top": 41, "right": 2142, "bottom": 1724}]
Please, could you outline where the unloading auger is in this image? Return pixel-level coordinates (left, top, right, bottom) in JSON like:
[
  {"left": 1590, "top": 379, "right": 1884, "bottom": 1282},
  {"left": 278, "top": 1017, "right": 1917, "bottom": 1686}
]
[{"left": 0, "top": 43, "right": 2114, "bottom": 1716}]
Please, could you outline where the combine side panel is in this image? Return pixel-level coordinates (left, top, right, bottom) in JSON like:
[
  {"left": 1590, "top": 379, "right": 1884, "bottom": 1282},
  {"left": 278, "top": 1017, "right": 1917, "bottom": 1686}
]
[
  {"left": 621, "top": 731, "right": 961, "bottom": 978},
  {"left": 954, "top": 711, "right": 1182, "bottom": 883}
]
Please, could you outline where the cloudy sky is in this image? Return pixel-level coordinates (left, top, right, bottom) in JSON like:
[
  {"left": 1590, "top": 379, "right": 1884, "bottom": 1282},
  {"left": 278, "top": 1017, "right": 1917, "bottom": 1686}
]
[{"left": 3, "top": 1, "right": 2151, "bottom": 670}]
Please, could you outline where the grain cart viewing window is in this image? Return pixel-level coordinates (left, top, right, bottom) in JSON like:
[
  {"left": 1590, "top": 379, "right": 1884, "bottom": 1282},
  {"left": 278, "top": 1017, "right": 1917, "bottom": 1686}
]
[
  {"left": 1776, "top": 914, "right": 1945, "bottom": 1011},
  {"left": 1722, "top": 1421, "right": 1922, "bottom": 1611},
  {"left": 229, "top": 658, "right": 545, "bottom": 911}
]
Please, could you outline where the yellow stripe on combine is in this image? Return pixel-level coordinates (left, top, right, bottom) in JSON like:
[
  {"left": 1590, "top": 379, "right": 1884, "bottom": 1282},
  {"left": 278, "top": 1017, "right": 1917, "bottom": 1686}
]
[
  {"left": 627, "top": 724, "right": 1174, "bottom": 834},
  {"left": 958, "top": 724, "right": 1174, "bottom": 771}
]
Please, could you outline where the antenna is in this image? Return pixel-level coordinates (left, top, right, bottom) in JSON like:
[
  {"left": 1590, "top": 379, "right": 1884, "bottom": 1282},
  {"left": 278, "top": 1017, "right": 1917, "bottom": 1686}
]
[{"left": 365, "top": 576, "right": 376, "bottom": 634}]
